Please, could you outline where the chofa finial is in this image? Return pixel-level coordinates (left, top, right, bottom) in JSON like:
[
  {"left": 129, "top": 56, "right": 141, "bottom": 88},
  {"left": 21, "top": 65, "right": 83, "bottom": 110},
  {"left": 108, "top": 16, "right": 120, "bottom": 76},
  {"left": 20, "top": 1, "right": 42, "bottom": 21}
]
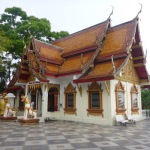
[
  {"left": 108, "top": 6, "right": 114, "bottom": 19},
  {"left": 137, "top": 3, "right": 142, "bottom": 16}
]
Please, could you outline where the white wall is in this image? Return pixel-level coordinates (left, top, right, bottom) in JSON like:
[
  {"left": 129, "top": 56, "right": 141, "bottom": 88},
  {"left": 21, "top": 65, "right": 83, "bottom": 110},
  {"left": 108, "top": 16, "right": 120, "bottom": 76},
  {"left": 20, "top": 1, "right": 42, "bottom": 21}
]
[
  {"left": 43, "top": 76, "right": 113, "bottom": 125},
  {"left": 15, "top": 76, "right": 143, "bottom": 125},
  {"left": 110, "top": 79, "right": 142, "bottom": 125}
]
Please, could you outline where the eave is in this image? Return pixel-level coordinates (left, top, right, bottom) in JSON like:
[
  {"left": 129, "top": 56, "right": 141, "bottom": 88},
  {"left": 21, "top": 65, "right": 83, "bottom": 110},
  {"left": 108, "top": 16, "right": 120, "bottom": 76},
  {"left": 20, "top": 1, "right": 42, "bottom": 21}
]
[
  {"left": 61, "top": 45, "right": 97, "bottom": 58},
  {"left": 74, "top": 75, "right": 114, "bottom": 83},
  {"left": 95, "top": 52, "right": 127, "bottom": 64},
  {"left": 39, "top": 56, "right": 63, "bottom": 65},
  {"left": 56, "top": 70, "right": 82, "bottom": 77},
  {"left": 6, "top": 86, "right": 23, "bottom": 92}
]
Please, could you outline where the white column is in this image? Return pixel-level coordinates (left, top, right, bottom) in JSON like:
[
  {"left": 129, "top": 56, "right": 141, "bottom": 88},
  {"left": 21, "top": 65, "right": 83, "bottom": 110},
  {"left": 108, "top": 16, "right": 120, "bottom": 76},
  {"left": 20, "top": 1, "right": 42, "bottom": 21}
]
[
  {"left": 25, "top": 83, "right": 29, "bottom": 96},
  {"left": 41, "top": 83, "right": 48, "bottom": 118},
  {"left": 138, "top": 86, "right": 142, "bottom": 116}
]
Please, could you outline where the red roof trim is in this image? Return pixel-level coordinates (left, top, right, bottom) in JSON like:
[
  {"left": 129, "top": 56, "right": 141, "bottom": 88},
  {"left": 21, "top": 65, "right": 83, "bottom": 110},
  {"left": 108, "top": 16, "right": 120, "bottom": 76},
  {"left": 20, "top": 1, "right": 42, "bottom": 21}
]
[
  {"left": 56, "top": 71, "right": 82, "bottom": 77},
  {"left": 95, "top": 52, "right": 127, "bottom": 63},
  {"left": 39, "top": 56, "right": 63, "bottom": 65},
  {"left": 45, "top": 72, "right": 57, "bottom": 77},
  {"left": 142, "top": 85, "right": 150, "bottom": 89},
  {"left": 39, "top": 79, "right": 49, "bottom": 82},
  {"left": 6, "top": 86, "right": 23, "bottom": 92},
  {"left": 62, "top": 45, "right": 97, "bottom": 58},
  {"left": 74, "top": 76, "right": 114, "bottom": 83}
]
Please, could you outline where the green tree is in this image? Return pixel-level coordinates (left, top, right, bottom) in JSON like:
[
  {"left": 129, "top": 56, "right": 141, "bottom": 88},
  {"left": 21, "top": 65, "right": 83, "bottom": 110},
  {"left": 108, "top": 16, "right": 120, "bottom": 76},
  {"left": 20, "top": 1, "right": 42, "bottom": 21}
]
[
  {"left": 141, "top": 89, "right": 150, "bottom": 109},
  {"left": 0, "top": 30, "right": 12, "bottom": 92},
  {"left": 0, "top": 6, "right": 69, "bottom": 59},
  {"left": 0, "top": 6, "right": 69, "bottom": 92},
  {"left": 0, "top": 30, "right": 12, "bottom": 51}
]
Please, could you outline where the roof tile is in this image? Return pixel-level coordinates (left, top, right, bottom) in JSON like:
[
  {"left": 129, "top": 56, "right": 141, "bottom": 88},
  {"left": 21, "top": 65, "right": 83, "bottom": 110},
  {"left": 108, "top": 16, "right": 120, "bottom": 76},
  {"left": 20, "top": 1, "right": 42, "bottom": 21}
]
[
  {"left": 53, "top": 20, "right": 110, "bottom": 57},
  {"left": 97, "top": 19, "right": 136, "bottom": 59}
]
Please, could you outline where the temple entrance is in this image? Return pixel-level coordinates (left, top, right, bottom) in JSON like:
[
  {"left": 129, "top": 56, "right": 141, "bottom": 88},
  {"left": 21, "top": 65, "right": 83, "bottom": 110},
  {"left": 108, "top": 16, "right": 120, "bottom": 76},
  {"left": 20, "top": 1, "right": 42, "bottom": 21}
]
[
  {"left": 30, "top": 88, "right": 42, "bottom": 116},
  {"left": 48, "top": 87, "right": 59, "bottom": 112}
]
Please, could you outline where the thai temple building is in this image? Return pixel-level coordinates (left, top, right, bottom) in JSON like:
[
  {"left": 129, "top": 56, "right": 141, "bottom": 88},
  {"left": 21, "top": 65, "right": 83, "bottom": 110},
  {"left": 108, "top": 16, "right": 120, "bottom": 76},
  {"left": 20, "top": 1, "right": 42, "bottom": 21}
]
[{"left": 6, "top": 10, "right": 150, "bottom": 125}]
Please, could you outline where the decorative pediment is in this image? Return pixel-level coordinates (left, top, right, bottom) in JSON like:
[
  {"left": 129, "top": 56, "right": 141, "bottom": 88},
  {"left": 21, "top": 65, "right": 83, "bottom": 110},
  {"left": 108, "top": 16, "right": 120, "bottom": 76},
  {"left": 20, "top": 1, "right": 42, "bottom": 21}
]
[
  {"left": 64, "top": 82, "right": 76, "bottom": 93},
  {"left": 88, "top": 82, "right": 101, "bottom": 91},
  {"left": 116, "top": 59, "right": 140, "bottom": 84},
  {"left": 104, "top": 81, "right": 110, "bottom": 95},
  {"left": 131, "top": 84, "right": 138, "bottom": 93},
  {"left": 47, "top": 83, "right": 60, "bottom": 92},
  {"left": 28, "top": 83, "right": 42, "bottom": 90},
  {"left": 115, "top": 81, "right": 124, "bottom": 91}
]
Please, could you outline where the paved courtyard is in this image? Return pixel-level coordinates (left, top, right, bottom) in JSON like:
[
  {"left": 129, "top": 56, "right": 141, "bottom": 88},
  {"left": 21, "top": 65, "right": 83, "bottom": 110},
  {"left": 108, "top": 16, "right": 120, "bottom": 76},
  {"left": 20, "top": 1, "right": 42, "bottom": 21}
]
[{"left": 0, "top": 118, "right": 150, "bottom": 150}]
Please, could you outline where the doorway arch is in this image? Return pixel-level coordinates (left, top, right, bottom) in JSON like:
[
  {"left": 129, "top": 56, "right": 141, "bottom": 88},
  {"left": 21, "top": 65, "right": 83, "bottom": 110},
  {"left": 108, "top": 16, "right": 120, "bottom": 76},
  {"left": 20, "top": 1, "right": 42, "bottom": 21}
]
[{"left": 48, "top": 87, "right": 59, "bottom": 112}]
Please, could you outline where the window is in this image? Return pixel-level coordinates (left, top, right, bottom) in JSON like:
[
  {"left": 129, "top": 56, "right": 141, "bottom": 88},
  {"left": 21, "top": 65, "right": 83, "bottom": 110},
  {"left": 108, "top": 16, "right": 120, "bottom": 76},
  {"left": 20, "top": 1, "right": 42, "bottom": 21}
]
[
  {"left": 131, "top": 84, "right": 139, "bottom": 113},
  {"left": 115, "top": 81, "right": 126, "bottom": 114},
  {"left": 87, "top": 82, "right": 103, "bottom": 117},
  {"left": 118, "top": 91, "right": 125, "bottom": 108},
  {"left": 67, "top": 93, "right": 74, "bottom": 107},
  {"left": 91, "top": 92, "right": 100, "bottom": 108},
  {"left": 64, "top": 83, "right": 76, "bottom": 115}
]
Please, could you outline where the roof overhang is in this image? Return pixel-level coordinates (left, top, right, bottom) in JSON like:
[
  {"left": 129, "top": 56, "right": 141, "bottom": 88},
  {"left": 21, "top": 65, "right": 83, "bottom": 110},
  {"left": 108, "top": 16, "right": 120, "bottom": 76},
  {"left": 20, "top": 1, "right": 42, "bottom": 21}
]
[{"left": 73, "top": 75, "right": 114, "bottom": 83}]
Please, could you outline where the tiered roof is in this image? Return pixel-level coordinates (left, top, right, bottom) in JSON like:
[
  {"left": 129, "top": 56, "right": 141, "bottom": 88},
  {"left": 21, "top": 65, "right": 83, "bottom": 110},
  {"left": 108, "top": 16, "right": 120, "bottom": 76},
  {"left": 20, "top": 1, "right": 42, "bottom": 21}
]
[
  {"left": 52, "top": 20, "right": 110, "bottom": 57},
  {"left": 8, "top": 12, "right": 149, "bottom": 89}
]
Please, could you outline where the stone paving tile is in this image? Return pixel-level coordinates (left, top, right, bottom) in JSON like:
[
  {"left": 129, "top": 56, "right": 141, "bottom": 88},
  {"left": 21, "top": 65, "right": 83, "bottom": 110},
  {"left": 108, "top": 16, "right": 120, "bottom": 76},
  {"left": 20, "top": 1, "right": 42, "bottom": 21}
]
[{"left": 0, "top": 118, "right": 150, "bottom": 150}]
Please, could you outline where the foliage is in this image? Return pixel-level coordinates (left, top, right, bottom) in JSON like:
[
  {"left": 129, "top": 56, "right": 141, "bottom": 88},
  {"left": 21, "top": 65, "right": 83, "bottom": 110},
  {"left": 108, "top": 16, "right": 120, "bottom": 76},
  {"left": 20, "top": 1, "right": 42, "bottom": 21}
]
[
  {"left": 0, "top": 6, "right": 69, "bottom": 59},
  {"left": 0, "top": 6, "right": 69, "bottom": 92},
  {"left": 0, "top": 30, "right": 12, "bottom": 52},
  {"left": 141, "top": 89, "right": 150, "bottom": 109},
  {"left": 0, "top": 31, "right": 13, "bottom": 93},
  {"left": 0, "top": 60, "right": 7, "bottom": 92}
]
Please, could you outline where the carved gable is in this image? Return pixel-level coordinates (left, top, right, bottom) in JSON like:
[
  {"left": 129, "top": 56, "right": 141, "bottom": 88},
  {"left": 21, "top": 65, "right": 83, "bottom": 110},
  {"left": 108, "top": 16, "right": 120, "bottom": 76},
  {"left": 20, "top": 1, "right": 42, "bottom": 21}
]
[
  {"left": 115, "top": 81, "right": 124, "bottom": 91},
  {"left": 116, "top": 59, "right": 140, "bottom": 84},
  {"left": 131, "top": 84, "right": 138, "bottom": 93},
  {"left": 64, "top": 82, "right": 76, "bottom": 93},
  {"left": 88, "top": 82, "right": 101, "bottom": 91}
]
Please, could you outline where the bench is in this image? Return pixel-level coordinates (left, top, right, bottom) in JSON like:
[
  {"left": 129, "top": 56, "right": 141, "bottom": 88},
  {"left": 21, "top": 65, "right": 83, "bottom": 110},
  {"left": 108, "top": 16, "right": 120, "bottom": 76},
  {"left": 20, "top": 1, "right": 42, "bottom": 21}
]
[
  {"left": 126, "top": 114, "right": 136, "bottom": 123},
  {"left": 116, "top": 115, "right": 128, "bottom": 126}
]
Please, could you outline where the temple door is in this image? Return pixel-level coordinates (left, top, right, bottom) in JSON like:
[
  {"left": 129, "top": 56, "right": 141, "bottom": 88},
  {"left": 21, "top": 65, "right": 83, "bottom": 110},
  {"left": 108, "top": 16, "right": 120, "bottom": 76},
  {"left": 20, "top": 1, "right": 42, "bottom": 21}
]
[{"left": 54, "top": 93, "right": 58, "bottom": 111}]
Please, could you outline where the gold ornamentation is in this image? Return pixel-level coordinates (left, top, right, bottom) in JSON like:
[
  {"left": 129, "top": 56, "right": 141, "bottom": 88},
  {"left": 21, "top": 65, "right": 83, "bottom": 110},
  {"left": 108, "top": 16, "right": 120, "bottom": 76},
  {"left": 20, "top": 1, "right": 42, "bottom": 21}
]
[
  {"left": 87, "top": 82, "right": 103, "bottom": 116},
  {"left": 132, "top": 56, "right": 144, "bottom": 60},
  {"left": 47, "top": 83, "right": 60, "bottom": 92},
  {"left": 140, "top": 79, "right": 149, "bottom": 83},
  {"left": 64, "top": 108, "right": 77, "bottom": 116},
  {"left": 76, "top": 84, "right": 82, "bottom": 97},
  {"left": 64, "top": 82, "right": 76, "bottom": 93},
  {"left": 131, "top": 84, "right": 139, "bottom": 113},
  {"left": 115, "top": 59, "right": 140, "bottom": 84},
  {"left": 88, "top": 82, "right": 101, "bottom": 91},
  {"left": 131, "top": 108, "right": 139, "bottom": 114},
  {"left": 115, "top": 81, "right": 126, "bottom": 114},
  {"left": 104, "top": 81, "right": 110, "bottom": 95},
  {"left": 64, "top": 83, "right": 77, "bottom": 114},
  {"left": 131, "top": 84, "right": 138, "bottom": 93},
  {"left": 133, "top": 63, "right": 144, "bottom": 67},
  {"left": 28, "top": 83, "right": 42, "bottom": 90},
  {"left": 87, "top": 110, "right": 104, "bottom": 117}
]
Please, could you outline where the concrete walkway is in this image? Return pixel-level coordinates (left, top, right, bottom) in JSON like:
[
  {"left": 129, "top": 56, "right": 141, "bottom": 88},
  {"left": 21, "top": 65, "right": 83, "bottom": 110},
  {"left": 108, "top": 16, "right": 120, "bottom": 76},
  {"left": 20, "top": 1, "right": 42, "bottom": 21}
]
[{"left": 0, "top": 118, "right": 150, "bottom": 150}]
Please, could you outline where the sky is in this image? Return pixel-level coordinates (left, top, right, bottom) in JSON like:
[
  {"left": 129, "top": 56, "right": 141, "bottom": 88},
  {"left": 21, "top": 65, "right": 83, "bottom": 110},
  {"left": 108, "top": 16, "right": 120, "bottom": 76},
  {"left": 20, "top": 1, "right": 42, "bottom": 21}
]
[{"left": 0, "top": 0, "right": 150, "bottom": 73}]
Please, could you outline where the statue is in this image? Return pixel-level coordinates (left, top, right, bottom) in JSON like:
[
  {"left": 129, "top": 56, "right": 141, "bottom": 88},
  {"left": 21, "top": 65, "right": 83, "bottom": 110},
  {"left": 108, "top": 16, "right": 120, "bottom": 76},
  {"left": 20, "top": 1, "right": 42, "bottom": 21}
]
[
  {"left": 21, "top": 95, "right": 37, "bottom": 119},
  {"left": 0, "top": 93, "right": 6, "bottom": 115},
  {"left": 3, "top": 93, "right": 17, "bottom": 117}
]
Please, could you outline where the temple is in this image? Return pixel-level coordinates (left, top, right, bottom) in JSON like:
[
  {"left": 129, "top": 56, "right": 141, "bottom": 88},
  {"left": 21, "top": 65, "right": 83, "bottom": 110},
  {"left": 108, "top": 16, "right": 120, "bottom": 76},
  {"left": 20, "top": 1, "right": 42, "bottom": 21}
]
[{"left": 6, "top": 10, "right": 150, "bottom": 125}]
